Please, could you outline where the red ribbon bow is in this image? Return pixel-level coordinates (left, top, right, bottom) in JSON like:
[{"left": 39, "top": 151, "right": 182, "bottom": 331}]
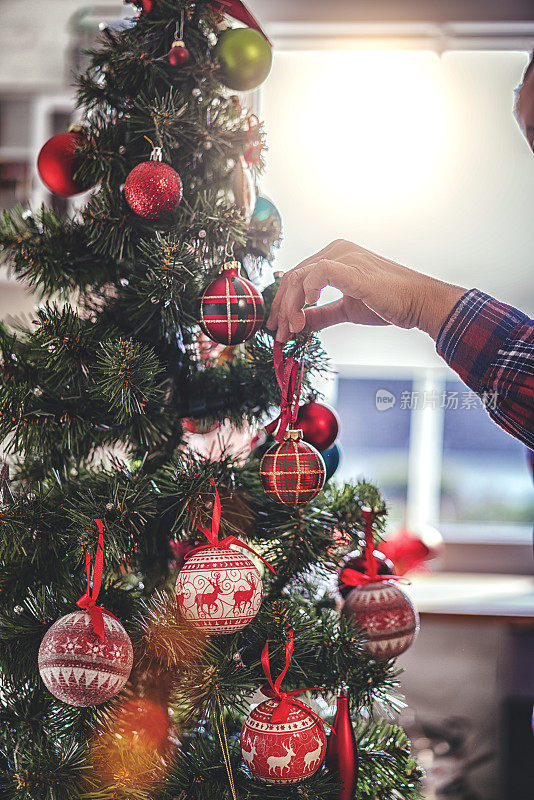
[
  {"left": 339, "top": 509, "right": 406, "bottom": 588},
  {"left": 76, "top": 519, "right": 118, "bottom": 641},
  {"left": 265, "top": 342, "right": 305, "bottom": 443},
  {"left": 260, "top": 628, "right": 333, "bottom": 731},
  {"left": 213, "top": 0, "right": 272, "bottom": 45},
  {"left": 185, "top": 479, "right": 275, "bottom": 573}
]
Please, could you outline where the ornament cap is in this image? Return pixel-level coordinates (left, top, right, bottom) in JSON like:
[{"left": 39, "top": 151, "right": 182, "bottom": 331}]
[
  {"left": 172, "top": 39, "right": 186, "bottom": 48},
  {"left": 284, "top": 429, "right": 303, "bottom": 441},
  {"left": 220, "top": 260, "right": 241, "bottom": 276},
  {"left": 150, "top": 147, "right": 163, "bottom": 162}
]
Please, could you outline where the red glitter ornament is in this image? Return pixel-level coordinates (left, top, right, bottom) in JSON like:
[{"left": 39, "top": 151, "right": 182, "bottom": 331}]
[
  {"left": 241, "top": 629, "right": 327, "bottom": 785},
  {"left": 199, "top": 261, "right": 264, "bottom": 345},
  {"left": 38, "top": 610, "right": 133, "bottom": 706},
  {"left": 259, "top": 429, "right": 325, "bottom": 506},
  {"left": 175, "top": 479, "right": 273, "bottom": 634},
  {"left": 167, "top": 40, "right": 191, "bottom": 67},
  {"left": 124, "top": 148, "right": 182, "bottom": 219},
  {"left": 342, "top": 581, "right": 419, "bottom": 660},
  {"left": 37, "top": 130, "right": 95, "bottom": 197},
  {"left": 296, "top": 398, "right": 339, "bottom": 452}
]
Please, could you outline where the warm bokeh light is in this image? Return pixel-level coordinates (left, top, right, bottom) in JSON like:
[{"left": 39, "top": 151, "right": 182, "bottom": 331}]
[{"left": 300, "top": 50, "right": 447, "bottom": 204}]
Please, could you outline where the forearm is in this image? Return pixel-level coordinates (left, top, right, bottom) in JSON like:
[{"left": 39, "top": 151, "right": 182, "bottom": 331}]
[{"left": 413, "top": 274, "right": 466, "bottom": 340}]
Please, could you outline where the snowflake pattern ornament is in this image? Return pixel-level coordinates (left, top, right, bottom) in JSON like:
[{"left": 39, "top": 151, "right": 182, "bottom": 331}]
[
  {"left": 241, "top": 629, "right": 327, "bottom": 784},
  {"left": 38, "top": 610, "right": 133, "bottom": 706},
  {"left": 341, "top": 580, "right": 419, "bottom": 660},
  {"left": 339, "top": 509, "right": 419, "bottom": 660},
  {"left": 38, "top": 519, "right": 133, "bottom": 706},
  {"left": 175, "top": 479, "right": 274, "bottom": 634}
]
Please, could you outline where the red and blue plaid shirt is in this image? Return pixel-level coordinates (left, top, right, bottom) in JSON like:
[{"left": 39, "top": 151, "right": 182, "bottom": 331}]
[{"left": 436, "top": 289, "right": 534, "bottom": 449}]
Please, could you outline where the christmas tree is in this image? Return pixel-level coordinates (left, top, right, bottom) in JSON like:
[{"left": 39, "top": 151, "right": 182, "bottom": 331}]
[{"left": 0, "top": 2, "right": 423, "bottom": 799}]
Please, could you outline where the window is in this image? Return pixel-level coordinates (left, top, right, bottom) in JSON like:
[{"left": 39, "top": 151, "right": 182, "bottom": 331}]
[{"left": 261, "top": 49, "right": 534, "bottom": 541}]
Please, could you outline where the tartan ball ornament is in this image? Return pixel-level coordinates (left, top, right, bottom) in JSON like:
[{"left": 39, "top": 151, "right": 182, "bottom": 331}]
[
  {"left": 199, "top": 261, "right": 265, "bottom": 345},
  {"left": 38, "top": 610, "right": 133, "bottom": 706},
  {"left": 259, "top": 429, "right": 326, "bottom": 507}
]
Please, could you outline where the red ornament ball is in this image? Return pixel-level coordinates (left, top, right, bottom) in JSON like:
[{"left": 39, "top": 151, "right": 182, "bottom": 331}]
[
  {"left": 124, "top": 160, "right": 182, "bottom": 219},
  {"left": 37, "top": 131, "right": 95, "bottom": 197},
  {"left": 260, "top": 430, "right": 326, "bottom": 506},
  {"left": 337, "top": 549, "right": 396, "bottom": 598},
  {"left": 168, "top": 40, "right": 191, "bottom": 67},
  {"left": 199, "top": 261, "right": 264, "bottom": 345},
  {"left": 296, "top": 399, "right": 339, "bottom": 452},
  {"left": 38, "top": 610, "right": 133, "bottom": 706},
  {"left": 241, "top": 698, "right": 326, "bottom": 784},
  {"left": 176, "top": 546, "right": 263, "bottom": 634},
  {"left": 341, "top": 581, "right": 419, "bottom": 660}
]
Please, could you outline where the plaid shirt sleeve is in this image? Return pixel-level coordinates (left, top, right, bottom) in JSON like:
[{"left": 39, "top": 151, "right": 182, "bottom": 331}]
[{"left": 436, "top": 288, "right": 534, "bottom": 448}]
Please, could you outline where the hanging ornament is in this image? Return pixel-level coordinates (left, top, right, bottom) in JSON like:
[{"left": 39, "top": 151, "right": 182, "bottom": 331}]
[
  {"left": 251, "top": 194, "right": 282, "bottom": 238},
  {"left": 175, "top": 479, "right": 274, "bottom": 634},
  {"left": 241, "top": 629, "right": 327, "bottom": 784},
  {"left": 232, "top": 155, "right": 256, "bottom": 222},
  {"left": 321, "top": 442, "right": 341, "bottom": 482},
  {"left": 337, "top": 548, "right": 395, "bottom": 599},
  {"left": 260, "top": 430, "right": 326, "bottom": 507},
  {"left": 244, "top": 114, "right": 264, "bottom": 163},
  {"left": 124, "top": 148, "right": 183, "bottom": 219},
  {"left": 340, "top": 509, "right": 419, "bottom": 660},
  {"left": 260, "top": 343, "right": 325, "bottom": 506},
  {"left": 296, "top": 397, "right": 340, "bottom": 452},
  {"left": 327, "top": 689, "right": 359, "bottom": 800},
  {"left": 167, "top": 12, "right": 191, "bottom": 67},
  {"left": 199, "top": 260, "right": 265, "bottom": 346},
  {"left": 37, "top": 129, "right": 95, "bottom": 197},
  {"left": 215, "top": 28, "right": 272, "bottom": 92},
  {"left": 38, "top": 520, "right": 133, "bottom": 706}
]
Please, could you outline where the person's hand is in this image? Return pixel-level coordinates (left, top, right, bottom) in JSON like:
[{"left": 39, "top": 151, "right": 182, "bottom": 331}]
[{"left": 266, "top": 239, "right": 466, "bottom": 342}]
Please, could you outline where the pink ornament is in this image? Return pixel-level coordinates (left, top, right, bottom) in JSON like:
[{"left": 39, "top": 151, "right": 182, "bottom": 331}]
[
  {"left": 241, "top": 697, "right": 326, "bottom": 784},
  {"left": 341, "top": 581, "right": 419, "bottom": 660},
  {"left": 38, "top": 610, "right": 133, "bottom": 706},
  {"left": 176, "top": 546, "right": 262, "bottom": 634}
]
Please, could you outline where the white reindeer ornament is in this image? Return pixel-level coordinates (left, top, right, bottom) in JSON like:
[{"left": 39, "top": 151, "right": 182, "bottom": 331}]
[{"left": 240, "top": 631, "right": 327, "bottom": 784}]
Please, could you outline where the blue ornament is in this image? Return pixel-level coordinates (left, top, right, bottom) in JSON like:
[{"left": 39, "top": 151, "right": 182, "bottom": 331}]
[
  {"left": 252, "top": 195, "right": 282, "bottom": 235},
  {"left": 321, "top": 442, "right": 341, "bottom": 482}
]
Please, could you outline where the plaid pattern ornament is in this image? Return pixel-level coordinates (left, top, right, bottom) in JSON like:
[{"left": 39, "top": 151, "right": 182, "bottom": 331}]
[
  {"left": 259, "top": 429, "right": 325, "bottom": 506},
  {"left": 199, "top": 261, "right": 265, "bottom": 345}
]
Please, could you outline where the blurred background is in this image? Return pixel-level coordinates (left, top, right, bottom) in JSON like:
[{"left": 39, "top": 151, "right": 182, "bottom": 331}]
[{"left": 0, "top": 1, "right": 533, "bottom": 798}]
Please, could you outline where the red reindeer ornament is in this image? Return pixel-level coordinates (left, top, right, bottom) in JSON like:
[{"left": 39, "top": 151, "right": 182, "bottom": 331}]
[
  {"left": 175, "top": 479, "right": 274, "bottom": 634},
  {"left": 241, "top": 629, "right": 328, "bottom": 784}
]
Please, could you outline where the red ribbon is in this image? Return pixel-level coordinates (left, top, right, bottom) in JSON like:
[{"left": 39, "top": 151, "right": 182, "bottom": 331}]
[
  {"left": 339, "top": 509, "right": 407, "bottom": 588},
  {"left": 261, "top": 628, "right": 333, "bottom": 731},
  {"left": 213, "top": 0, "right": 272, "bottom": 45},
  {"left": 76, "top": 519, "right": 119, "bottom": 641},
  {"left": 185, "top": 479, "right": 275, "bottom": 573},
  {"left": 265, "top": 342, "right": 305, "bottom": 443},
  {"left": 244, "top": 115, "right": 263, "bottom": 164}
]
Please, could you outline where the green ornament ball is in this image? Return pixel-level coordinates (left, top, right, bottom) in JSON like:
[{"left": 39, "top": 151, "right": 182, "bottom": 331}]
[{"left": 215, "top": 28, "right": 272, "bottom": 92}]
